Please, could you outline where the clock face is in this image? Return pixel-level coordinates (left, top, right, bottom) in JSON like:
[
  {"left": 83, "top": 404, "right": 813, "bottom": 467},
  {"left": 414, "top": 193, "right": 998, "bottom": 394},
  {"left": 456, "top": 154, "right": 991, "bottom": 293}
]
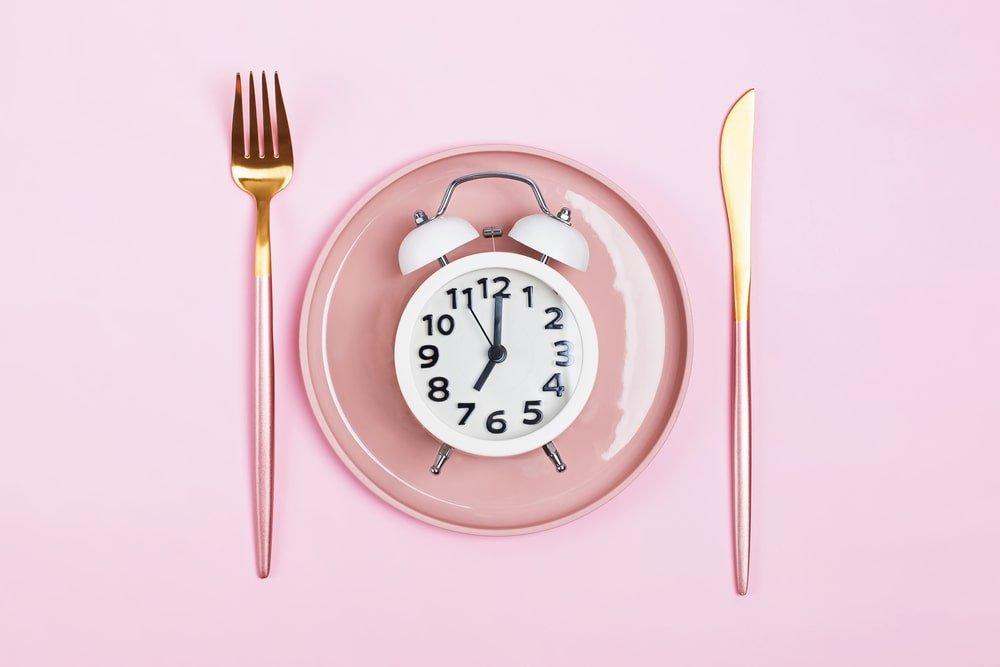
[{"left": 395, "top": 252, "right": 598, "bottom": 457}]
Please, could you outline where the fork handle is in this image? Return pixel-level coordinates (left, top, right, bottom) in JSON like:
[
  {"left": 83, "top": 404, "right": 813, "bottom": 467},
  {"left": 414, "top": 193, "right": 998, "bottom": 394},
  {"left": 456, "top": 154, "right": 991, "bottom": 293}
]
[
  {"left": 733, "top": 319, "right": 751, "bottom": 595},
  {"left": 254, "top": 200, "right": 274, "bottom": 579}
]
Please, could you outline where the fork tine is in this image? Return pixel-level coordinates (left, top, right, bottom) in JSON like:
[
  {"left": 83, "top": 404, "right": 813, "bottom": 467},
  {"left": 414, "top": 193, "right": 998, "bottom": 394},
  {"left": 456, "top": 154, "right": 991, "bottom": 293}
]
[
  {"left": 261, "top": 72, "right": 274, "bottom": 158},
  {"left": 248, "top": 73, "right": 260, "bottom": 158},
  {"left": 274, "top": 72, "right": 292, "bottom": 160},
  {"left": 231, "top": 74, "right": 245, "bottom": 159}
]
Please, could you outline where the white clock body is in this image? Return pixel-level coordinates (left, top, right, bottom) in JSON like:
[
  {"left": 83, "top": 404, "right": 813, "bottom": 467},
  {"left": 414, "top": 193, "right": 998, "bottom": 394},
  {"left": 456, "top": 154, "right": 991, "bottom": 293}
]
[{"left": 394, "top": 252, "right": 598, "bottom": 457}]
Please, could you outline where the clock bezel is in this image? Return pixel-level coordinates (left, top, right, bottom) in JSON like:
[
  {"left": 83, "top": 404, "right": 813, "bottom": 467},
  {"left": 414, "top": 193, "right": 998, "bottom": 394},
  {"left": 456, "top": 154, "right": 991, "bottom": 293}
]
[{"left": 393, "top": 251, "right": 599, "bottom": 457}]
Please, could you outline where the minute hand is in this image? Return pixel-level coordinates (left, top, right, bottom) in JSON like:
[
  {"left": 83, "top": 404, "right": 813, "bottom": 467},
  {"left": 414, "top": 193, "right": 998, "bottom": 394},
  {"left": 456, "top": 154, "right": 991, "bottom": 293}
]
[{"left": 492, "top": 294, "right": 503, "bottom": 347}]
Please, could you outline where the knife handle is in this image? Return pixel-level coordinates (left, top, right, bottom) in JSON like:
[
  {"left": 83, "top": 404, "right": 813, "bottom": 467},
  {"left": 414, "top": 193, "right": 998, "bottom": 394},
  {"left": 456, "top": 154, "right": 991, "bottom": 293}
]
[{"left": 734, "top": 319, "right": 751, "bottom": 595}]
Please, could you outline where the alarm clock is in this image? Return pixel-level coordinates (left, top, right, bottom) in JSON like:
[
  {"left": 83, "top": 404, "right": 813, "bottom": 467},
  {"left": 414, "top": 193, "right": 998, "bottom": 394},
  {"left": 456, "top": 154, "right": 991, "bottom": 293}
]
[{"left": 393, "top": 172, "right": 598, "bottom": 474}]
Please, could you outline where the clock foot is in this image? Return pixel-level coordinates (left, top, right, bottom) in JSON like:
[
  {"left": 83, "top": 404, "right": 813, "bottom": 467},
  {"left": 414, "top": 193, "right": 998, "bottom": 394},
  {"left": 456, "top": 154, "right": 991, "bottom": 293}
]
[
  {"left": 542, "top": 442, "right": 567, "bottom": 473},
  {"left": 430, "top": 443, "right": 453, "bottom": 475}
]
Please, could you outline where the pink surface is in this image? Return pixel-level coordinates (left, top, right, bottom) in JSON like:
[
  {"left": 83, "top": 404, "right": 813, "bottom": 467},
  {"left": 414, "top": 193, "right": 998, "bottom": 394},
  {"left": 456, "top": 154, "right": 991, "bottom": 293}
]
[
  {"left": 2, "top": 1, "right": 998, "bottom": 665},
  {"left": 301, "top": 146, "right": 690, "bottom": 533}
]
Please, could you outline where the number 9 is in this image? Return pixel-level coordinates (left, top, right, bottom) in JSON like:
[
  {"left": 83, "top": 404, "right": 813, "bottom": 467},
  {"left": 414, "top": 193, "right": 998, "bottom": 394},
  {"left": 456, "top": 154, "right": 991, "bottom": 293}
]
[{"left": 418, "top": 345, "right": 439, "bottom": 368}]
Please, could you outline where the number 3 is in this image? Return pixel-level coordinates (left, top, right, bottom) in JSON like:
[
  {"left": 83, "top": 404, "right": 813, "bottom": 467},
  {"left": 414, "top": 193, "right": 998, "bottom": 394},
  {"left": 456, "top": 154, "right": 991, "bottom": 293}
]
[{"left": 554, "top": 340, "right": 574, "bottom": 367}]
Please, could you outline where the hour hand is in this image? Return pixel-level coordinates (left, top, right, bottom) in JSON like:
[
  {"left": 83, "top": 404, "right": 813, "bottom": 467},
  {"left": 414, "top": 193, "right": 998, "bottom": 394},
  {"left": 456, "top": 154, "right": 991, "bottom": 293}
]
[
  {"left": 473, "top": 359, "right": 497, "bottom": 392},
  {"left": 473, "top": 340, "right": 508, "bottom": 392}
]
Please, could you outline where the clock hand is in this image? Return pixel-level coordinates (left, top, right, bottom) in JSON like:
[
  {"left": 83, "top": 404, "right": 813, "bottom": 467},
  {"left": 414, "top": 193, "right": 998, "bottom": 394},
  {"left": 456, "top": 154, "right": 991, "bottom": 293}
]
[
  {"left": 474, "top": 298, "right": 508, "bottom": 392},
  {"left": 473, "top": 344, "right": 507, "bottom": 391},
  {"left": 473, "top": 358, "right": 497, "bottom": 392},
  {"left": 468, "top": 303, "right": 492, "bottom": 347},
  {"left": 493, "top": 294, "right": 503, "bottom": 348}
]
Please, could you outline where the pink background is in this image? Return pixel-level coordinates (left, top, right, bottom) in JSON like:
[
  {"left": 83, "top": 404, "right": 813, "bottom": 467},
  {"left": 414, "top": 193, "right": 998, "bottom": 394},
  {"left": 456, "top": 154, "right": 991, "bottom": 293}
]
[{"left": 2, "top": 1, "right": 998, "bottom": 665}]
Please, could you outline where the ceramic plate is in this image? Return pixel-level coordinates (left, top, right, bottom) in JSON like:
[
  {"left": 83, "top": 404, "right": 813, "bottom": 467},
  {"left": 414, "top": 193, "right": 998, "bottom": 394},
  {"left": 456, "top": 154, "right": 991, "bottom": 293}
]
[{"left": 300, "top": 145, "right": 691, "bottom": 535}]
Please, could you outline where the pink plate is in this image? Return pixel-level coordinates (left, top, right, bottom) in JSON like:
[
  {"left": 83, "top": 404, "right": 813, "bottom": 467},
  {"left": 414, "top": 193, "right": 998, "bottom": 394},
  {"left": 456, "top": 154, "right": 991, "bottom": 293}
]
[{"left": 300, "top": 145, "right": 691, "bottom": 535}]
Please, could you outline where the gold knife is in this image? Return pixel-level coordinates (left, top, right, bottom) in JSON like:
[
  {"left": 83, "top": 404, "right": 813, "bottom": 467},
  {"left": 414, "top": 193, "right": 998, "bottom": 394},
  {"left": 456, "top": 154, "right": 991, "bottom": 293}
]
[{"left": 720, "top": 88, "right": 755, "bottom": 595}]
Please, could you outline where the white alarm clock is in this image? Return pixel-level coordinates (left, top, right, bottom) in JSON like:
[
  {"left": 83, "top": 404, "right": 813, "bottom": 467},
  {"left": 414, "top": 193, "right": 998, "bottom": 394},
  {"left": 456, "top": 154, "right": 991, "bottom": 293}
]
[{"left": 394, "top": 172, "right": 598, "bottom": 474}]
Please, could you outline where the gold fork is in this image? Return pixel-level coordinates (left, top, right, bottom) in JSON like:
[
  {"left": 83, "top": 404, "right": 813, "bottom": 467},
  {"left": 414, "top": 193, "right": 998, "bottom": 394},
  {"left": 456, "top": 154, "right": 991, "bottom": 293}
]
[{"left": 230, "top": 71, "right": 293, "bottom": 579}]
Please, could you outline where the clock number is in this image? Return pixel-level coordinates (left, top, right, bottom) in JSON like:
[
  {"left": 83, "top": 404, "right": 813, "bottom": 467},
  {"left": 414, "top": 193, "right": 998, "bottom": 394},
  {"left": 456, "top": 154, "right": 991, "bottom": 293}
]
[
  {"left": 486, "top": 409, "right": 508, "bottom": 434},
  {"left": 522, "top": 285, "right": 533, "bottom": 308},
  {"left": 543, "top": 373, "right": 565, "bottom": 397},
  {"left": 461, "top": 287, "right": 473, "bottom": 308},
  {"left": 457, "top": 402, "right": 475, "bottom": 426},
  {"left": 470, "top": 277, "right": 511, "bottom": 300},
  {"left": 427, "top": 377, "right": 450, "bottom": 402},
  {"left": 491, "top": 276, "right": 511, "bottom": 298},
  {"left": 418, "top": 345, "right": 439, "bottom": 368},
  {"left": 554, "top": 340, "right": 574, "bottom": 367},
  {"left": 422, "top": 314, "right": 455, "bottom": 335},
  {"left": 522, "top": 400, "right": 543, "bottom": 425},
  {"left": 544, "top": 307, "right": 564, "bottom": 329},
  {"left": 445, "top": 288, "right": 458, "bottom": 310}
]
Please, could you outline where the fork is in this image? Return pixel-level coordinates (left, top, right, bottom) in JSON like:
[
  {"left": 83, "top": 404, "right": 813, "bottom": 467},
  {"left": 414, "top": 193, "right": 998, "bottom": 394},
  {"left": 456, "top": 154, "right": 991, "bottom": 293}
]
[{"left": 230, "top": 71, "right": 293, "bottom": 578}]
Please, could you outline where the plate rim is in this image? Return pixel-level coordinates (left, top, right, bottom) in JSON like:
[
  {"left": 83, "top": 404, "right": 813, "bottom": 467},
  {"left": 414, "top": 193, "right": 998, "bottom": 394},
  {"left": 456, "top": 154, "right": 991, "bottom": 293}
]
[{"left": 298, "top": 143, "right": 694, "bottom": 536}]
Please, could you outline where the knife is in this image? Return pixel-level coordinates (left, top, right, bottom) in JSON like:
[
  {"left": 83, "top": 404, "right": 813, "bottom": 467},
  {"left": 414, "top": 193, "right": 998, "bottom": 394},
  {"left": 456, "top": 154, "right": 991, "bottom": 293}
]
[{"left": 720, "top": 88, "right": 755, "bottom": 596}]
